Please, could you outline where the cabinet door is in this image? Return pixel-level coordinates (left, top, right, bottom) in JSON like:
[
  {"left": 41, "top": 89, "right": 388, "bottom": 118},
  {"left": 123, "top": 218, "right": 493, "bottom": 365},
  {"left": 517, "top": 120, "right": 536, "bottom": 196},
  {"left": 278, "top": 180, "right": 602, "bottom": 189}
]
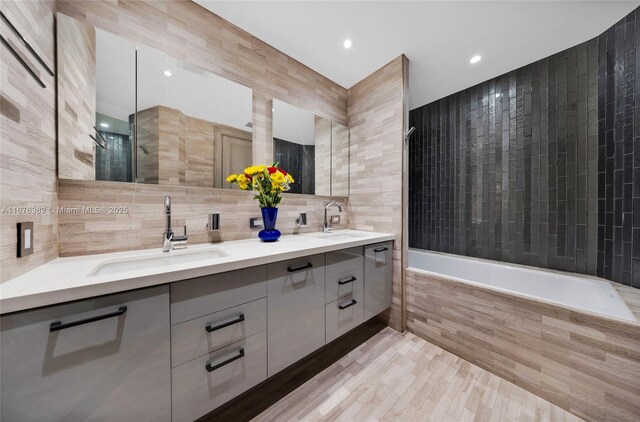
[
  {"left": 0, "top": 286, "right": 171, "bottom": 422},
  {"left": 364, "top": 242, "right": 393, "bottom": 320},
  {"left": 267, "top": 254, "right": 326, "bottom": 377}
]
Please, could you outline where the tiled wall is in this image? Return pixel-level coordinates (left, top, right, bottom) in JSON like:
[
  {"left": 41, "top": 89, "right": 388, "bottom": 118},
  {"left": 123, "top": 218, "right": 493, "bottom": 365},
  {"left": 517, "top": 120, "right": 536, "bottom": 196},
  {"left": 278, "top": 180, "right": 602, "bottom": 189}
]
[
  {"left": 58, "top": 180, "right": 347, "bottom": 257},
  {"left": 1, "top": 1, "right": 58, "bottom": 283},
  {"left": 273, "top": 138, "right": 316, "bottom": 195},
  {"left": 348, "top": 56, "right": 408, "bottom": 331},
  {"left": 409, "top": 7, "right": 639, "bottom": 287},
  {"left": 95, "top": 131, "right": 133, "bottom": 182},
  {"left": 57, "top": 12, "right": 96, "bottom": 180},
  {"left": 597, "top": 9, "right": 640, "bottom": 284}
]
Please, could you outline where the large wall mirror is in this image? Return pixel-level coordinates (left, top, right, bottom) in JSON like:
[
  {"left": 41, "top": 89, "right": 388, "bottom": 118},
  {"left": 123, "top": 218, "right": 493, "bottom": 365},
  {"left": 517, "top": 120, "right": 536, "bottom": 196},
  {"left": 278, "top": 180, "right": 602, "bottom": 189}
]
[
  {"left": 272, "top": 99, "right": 349, "bottom": 197},
  {"left": 57, "top": 13, "right": 253, "bottom": 188}
]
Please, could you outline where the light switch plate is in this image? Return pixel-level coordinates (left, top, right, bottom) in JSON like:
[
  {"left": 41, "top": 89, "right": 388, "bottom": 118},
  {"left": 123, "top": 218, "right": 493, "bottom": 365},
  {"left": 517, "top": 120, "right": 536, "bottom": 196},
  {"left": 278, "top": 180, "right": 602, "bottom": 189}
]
[{"left": 17, "top": 222, "right": 33, "bottom": 257}]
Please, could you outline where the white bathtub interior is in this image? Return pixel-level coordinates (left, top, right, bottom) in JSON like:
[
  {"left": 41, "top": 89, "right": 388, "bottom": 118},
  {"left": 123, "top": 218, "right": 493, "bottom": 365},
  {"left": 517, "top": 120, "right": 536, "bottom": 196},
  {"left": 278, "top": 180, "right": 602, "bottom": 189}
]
[{"left": 408, "top": 249, "right": 637, "bottom": 323}]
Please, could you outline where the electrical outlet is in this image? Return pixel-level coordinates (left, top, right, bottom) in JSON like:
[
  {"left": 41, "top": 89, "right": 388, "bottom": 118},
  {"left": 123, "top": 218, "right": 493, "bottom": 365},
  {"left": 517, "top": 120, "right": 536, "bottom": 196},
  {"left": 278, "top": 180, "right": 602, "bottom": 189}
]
[
  {"left": 330, "top": 215, "right": 340, "bottom": 225},
  {"left": 17, "top": 222, "right": 33, "bottom": 257},
  {"left": 250, "top": 217, "right": 264, "bottom": 229}
]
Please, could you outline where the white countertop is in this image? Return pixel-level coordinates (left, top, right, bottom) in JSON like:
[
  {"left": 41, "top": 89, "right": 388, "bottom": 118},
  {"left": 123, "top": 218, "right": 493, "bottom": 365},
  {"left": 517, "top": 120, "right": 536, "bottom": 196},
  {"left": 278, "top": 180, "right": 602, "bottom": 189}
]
[{"left": 0, "top": 230, "right": 394, "bottom": 314}]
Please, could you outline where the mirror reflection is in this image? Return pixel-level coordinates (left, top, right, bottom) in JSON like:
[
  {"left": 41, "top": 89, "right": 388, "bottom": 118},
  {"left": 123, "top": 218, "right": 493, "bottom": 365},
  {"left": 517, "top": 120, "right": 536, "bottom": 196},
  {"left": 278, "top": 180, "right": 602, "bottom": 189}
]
[
  {"left": 57, "top": 13, "right": 136, "bottom": 181},
  {"left": 57, "top": 13, "right": 253, "bottom": 187},
  {"left": 331, "top": 121, "right": 349, "bottom": 197},
  {"left": 94, "top": 27, "right": 136, "bottom": 182},
  {"left": 272, "top": 100, "right": 320, "bottom": 195},
  {"left": 136, "top": 44, "right": 253, "bottom": 188},
  {"left": 272, "top": 99, "right": 349, "bottom": 196}
]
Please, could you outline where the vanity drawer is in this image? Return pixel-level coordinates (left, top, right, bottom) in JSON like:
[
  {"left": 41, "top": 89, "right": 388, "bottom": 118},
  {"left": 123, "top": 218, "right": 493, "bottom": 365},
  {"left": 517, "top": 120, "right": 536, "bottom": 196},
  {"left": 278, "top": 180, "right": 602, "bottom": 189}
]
[
  {"left": 171, "top": 330, "right": 267, "bottom": 422},
  {"left": 171, "top": 298, "right": 266, "bottom": 367},
  {"left": 326, "top": 268, "right": 364, "bottom": 304},
  {"left": 170, "top": 265, "right": 266, "bottom": 324},
  {"left": 325, "top": 247, "right": 363, "bottom": 278},
  {"left": 326, "top": 289, "right": 364, "bottom": 343}
]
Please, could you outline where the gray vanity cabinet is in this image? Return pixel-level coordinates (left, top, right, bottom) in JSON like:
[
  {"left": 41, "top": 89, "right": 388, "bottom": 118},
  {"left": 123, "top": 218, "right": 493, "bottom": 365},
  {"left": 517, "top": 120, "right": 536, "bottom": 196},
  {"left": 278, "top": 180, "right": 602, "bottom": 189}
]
[
  {"left": 170, "top": 267, "right": 267, "bottom": 421},
  {"left": 364, "top": 242, "right": 393, "bottom": 320},
  {"left": 267, "top": 254, "right": 326, "bottom": 377},
  {"left": 0, "top": 285, "right": 171, "bottom": 422}
]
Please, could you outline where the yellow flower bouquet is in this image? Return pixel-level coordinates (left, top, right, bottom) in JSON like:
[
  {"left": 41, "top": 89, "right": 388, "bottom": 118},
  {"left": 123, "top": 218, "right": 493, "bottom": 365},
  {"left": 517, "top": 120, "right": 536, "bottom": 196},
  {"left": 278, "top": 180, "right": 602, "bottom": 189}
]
[
  {"left": 226, "top": 164, "right": 294, "bottom": 208},
  {"left": 226, "top": 164, "right": 295, "bottom": 241}
]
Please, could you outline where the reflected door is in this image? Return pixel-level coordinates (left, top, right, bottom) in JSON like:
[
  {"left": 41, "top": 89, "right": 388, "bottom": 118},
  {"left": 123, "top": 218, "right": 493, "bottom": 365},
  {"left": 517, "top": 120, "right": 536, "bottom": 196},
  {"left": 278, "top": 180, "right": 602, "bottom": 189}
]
[{"left": 221, "top": 129, "right": 252, "bottom": 188}]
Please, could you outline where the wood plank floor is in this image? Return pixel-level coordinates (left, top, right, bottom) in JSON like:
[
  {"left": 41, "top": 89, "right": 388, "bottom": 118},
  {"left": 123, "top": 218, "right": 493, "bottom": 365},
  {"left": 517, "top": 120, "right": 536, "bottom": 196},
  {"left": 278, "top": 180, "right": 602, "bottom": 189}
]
[{"left": 251, "top": 327, "right": 583, "bottom": 422}]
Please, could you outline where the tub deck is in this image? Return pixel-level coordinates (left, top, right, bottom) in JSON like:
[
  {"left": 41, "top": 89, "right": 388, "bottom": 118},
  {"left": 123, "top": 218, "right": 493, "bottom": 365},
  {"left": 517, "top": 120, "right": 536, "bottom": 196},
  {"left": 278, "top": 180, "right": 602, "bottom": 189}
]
[{"left": 613, "top": 283, "right": 640, "bottom": 321}]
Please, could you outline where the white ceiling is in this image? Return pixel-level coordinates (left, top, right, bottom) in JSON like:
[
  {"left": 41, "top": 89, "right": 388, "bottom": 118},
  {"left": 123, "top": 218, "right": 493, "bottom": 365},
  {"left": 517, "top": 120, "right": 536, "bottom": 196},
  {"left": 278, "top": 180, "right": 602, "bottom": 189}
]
[{"left": 196, "top": 1, "right": 639, "bottom": 110}]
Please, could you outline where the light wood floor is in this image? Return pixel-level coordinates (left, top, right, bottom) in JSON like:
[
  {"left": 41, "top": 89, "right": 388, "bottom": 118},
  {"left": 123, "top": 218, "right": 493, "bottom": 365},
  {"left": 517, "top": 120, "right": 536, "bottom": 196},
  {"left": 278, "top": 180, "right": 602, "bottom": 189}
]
[{"left": 252, "top": 328, "right": 583, "bottom": 422}]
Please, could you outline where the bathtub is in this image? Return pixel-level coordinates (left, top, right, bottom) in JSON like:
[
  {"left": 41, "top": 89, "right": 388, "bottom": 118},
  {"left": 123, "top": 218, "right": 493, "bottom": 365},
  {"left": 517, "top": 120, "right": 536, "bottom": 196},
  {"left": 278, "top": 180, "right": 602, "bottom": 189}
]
[
  {"left": 408, "top": 249, "right": 636, "bottom": 323},
  {"left": 406, "top": 249, "right": 640, "bottom": 422}
]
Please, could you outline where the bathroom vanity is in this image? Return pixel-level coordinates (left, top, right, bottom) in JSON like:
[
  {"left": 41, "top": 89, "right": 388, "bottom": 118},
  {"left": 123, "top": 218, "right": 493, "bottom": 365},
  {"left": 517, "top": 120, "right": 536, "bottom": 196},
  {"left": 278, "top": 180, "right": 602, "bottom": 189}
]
[{"left": 0, "top": 231, "right": 393, "bottom": 421}]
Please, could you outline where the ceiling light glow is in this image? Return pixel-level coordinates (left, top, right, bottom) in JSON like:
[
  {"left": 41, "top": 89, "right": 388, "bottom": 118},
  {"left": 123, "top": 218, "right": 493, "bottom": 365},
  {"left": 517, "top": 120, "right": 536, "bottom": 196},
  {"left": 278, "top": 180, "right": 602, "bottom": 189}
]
[
  {"left": 164, "top": 70, "right": 172, "bottom": 77},
  {"left": 343, "top": 39, "right": 353, "bottom": 49},
  {"left": 100, "top": 122, "right": 109, "bottom": 128},
  {"left": 469, "top": 55, "right": 482, "bottom": 64}
]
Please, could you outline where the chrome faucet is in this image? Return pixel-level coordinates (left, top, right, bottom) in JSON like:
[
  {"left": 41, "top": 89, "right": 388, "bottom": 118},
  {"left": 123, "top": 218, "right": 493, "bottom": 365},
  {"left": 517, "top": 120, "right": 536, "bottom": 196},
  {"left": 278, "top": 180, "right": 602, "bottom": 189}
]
[
  {"left": 163, "top": 196, "right": 188, "bottom": 252},
  {"left": 323, "top": 201, "right": 342, "bottom": 233}
]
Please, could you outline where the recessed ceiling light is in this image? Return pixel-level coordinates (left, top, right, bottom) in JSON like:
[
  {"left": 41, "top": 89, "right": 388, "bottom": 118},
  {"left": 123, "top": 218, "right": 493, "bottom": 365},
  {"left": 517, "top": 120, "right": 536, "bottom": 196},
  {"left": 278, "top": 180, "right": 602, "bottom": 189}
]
[
  {"left": 469, "top": 55, "right": 482, "bottom": 64},
  {"left": 100, "top": 122, "right": 109, "bottom": 128},
  {"left": 164, "top": 70, "right": 172, "bottom": 77},
  {"left": 343, "top": 39, "right": 353, "bottom": 49}
]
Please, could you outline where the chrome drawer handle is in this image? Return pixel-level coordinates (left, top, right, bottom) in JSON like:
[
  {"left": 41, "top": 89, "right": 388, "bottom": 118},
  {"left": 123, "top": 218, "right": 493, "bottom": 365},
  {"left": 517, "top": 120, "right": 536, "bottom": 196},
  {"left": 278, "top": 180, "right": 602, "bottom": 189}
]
[
  {"left": 338, "top": 276, "right": 357, "bottom": 285},
  {"left": 49, "top": 306, "right": 127, "bottom": 332},
  {"left": 205, "top": 348, "right": 245, "bottom": 372},
  {"left": 287, "top": 262, "right": 313, "bottom": 272},
  {"left": 374, "top": 247, "right": 388, "bottom": 253},
  {"left": 205, "top": 314, "right": 245, "bottom": 332},
  {"left": 338, "top": 299, "right": 357, "bottom": 310}
]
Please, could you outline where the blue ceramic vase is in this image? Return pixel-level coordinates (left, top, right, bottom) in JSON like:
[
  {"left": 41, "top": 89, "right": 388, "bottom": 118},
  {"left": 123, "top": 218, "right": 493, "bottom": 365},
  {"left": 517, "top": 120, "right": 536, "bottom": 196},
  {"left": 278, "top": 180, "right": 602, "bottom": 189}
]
[{"left": 258, "top": 207, "right": 281, "bottom": 242}]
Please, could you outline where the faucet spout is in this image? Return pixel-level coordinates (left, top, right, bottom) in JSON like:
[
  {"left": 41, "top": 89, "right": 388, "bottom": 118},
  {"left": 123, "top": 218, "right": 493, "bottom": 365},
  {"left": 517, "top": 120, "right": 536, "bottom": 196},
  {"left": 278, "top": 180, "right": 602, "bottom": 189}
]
[
  {"left": 323, "top": 201, "right": 342, "bottom": 233},
  {"left": 163, "top": 195, "right": 187, "bottom": 252}
]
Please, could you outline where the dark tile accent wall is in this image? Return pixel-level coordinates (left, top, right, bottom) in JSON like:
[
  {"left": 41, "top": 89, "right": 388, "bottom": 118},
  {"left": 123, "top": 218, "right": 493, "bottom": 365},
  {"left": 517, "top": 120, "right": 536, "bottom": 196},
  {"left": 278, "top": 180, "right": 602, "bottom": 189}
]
[
  {"left": 598, "top": 9, "right": 640, "bottom": 286},
  {"left": 409, "top": 7, "right": 639, "bottom": 287},
  {"left": 273, "top": 137, "right": 315, "bottom": 195},
  {"left": 95, "top": 130, "right": 133, "bottom": 182}
]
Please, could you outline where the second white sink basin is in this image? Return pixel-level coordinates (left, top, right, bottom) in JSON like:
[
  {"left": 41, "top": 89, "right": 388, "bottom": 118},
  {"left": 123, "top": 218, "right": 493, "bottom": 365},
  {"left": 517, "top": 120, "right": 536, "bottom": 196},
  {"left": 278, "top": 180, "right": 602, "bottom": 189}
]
[
  {"left": 305, "top": 230, "right": 368, "bottom": 241},
  {"left": 89, "top": 248, "right": 229, "bottom": 276}
]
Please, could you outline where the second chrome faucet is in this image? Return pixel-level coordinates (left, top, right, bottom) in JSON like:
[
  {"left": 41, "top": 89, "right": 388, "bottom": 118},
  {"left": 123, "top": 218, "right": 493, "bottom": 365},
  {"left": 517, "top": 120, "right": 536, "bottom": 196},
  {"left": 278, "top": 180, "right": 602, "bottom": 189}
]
[
  {"left": 323, "top": 201, "right": 342, "bottom": 233},
  {"left": 163, "top": 196, "right": 188, "bottom": 252}
]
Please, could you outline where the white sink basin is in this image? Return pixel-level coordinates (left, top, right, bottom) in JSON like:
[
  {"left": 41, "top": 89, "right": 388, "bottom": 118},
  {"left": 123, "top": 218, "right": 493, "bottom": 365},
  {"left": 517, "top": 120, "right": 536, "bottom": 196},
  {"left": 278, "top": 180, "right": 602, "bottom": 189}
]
[
  {"left": 89, "top": 248, "right": 229, "bottom": 276},
  {"left": 305, "top": 230, "right": 368, "bottom": 241}
]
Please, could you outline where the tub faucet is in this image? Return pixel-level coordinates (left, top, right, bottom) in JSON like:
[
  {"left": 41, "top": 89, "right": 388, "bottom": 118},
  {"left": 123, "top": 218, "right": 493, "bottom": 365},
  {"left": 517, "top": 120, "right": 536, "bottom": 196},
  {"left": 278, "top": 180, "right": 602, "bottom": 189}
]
[
  {"left": 323, "top": 201, "right": 342, "bottom": 233},
  {"left": 163, "top": 196, "right": 188, "bottom": 252}
]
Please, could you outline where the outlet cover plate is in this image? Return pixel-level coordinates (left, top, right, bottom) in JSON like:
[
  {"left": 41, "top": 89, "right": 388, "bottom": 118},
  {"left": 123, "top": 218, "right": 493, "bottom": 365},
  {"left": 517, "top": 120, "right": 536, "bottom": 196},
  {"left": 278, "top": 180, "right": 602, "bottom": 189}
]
[{"left": 17, "top": 222, "right": 34, "bottom": 257}]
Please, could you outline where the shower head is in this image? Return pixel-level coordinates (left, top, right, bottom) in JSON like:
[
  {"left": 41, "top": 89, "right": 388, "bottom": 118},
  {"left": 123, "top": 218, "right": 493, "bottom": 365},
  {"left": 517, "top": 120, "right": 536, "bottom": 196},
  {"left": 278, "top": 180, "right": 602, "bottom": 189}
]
[{"left": 405, "top": 127, "right": 416, "bottom": 141}]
